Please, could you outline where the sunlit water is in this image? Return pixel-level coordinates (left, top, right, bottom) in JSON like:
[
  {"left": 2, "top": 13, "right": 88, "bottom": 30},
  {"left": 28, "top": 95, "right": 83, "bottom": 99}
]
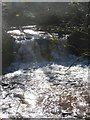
[{"left": 0, "top": 26, "right": 90, "bottom": 119}]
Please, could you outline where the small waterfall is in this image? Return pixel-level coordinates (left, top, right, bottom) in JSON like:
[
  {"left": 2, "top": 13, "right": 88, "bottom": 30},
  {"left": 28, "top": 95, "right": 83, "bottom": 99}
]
[
  {"left": 14, "top": 38, "right": 43, "bottom": 62},
  {"left": 7, "top": 26, "right": 69, "bottom": 64},
  {"left": 2, "top": 26, "right": 89, "bottom": 118}
]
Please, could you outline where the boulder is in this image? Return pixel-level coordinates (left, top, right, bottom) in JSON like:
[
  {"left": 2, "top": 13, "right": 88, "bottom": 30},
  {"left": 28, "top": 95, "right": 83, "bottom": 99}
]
[
  {"left": 2, "top": 31, "right": 14, "bottom": 73},
  {"left": 67, "top": 31, "right": 90, "bottom": 57}
]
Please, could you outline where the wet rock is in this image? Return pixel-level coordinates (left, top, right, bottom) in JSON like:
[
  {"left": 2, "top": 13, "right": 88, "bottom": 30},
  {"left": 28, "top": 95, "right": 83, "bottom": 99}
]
[
  {"left": 13, "top": 93, "right": 24, "bottom": 100},
  {"left": 2, "top": 31, "right": 15, "bottom": 73},
  {"left": 1, "top": 82, "right": 9, "bottom": 87},
  {"left": 53, "top": 81, "right": 60, "bottom": 86},
  {"left": 61, "top": 110, "right": 72, "bottom": 117},
  {"left": 67, "top": 31, "right": 90, "bottom": 56},
  {"left": 49, "top": 75, "right": 55, "bottom": 80},
  {"left": 86, "top": 116, "right": 90, "bottom": 120}
]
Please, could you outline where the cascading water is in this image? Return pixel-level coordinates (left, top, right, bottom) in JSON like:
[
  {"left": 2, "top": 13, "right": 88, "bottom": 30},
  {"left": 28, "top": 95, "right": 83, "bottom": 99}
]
[
  {"left": 8, "top": 26, "right": 69, "bottom": 65},
  {"left": 0, "top": 26, "right": 89, "bottom": 119},
  {"left": 14, "top": 38, "right": 43, "bottom": 62}
]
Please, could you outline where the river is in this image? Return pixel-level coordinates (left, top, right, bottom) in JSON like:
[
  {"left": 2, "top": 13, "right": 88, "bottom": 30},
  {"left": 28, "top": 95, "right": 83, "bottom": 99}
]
[{"left": 0, "top": 25, "right": 90, "bottom": 119}]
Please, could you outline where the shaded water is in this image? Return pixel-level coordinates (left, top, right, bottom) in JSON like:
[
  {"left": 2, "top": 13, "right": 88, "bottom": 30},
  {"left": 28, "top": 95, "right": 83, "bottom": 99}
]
[
  {"left": 0, "top": 25, "right": 90, "bottom": 119},
  {"left": 7, "top": 25, "right": 69, "bottom": 64}
]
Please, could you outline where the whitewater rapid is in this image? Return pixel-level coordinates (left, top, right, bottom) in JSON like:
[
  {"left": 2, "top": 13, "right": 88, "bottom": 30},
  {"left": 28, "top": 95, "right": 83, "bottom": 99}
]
[
  {"left": 0, "top": 55, "right": 89, "bottom": 118},
  {"left": 0, "top": 26, "right": 90, "bottom": 119}
]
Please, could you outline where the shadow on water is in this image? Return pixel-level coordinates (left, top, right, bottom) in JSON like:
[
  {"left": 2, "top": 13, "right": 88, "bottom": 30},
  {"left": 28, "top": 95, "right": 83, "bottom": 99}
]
[
  {"left": 1, "top": 27, "right": 89, "bottom": 118},
  {"left": 4, "top": 54, "right": 89, "bottom": 75},
  {"left": 3, "top": 26, "right": 89, "bottom": 74}
]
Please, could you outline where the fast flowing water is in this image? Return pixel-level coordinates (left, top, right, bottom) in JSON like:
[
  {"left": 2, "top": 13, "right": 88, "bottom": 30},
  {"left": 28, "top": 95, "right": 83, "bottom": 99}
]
[{"left": 0, "top": 26, "right": 90, "bottom": 119}]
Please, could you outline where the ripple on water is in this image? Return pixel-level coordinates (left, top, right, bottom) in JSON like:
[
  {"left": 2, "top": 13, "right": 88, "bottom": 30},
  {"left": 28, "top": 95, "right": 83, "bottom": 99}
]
[{"left": 0, "top": 54, "right": 89, "bottom": 118}]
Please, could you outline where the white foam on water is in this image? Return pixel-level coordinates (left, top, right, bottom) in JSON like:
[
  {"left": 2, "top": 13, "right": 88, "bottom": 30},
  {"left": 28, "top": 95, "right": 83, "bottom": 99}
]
[
  {"left": 7, "top": 30, "right": 24, "bottom": 35},
  {"left": 1, "top": 27, "right": 89, "bottom": 118},
  {"left": 5, "top": 69, "right": 23, "bottom": 78},
  {"left": 23, "top": 29, "right": 38, "bottom": 35},
  {"left": 24, "top": 92, "right": 37, "bottom": 107}
]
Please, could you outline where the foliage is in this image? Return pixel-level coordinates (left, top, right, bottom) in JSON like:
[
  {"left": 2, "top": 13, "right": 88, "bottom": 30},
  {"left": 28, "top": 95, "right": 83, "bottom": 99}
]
[{"left": 2, "top": 2, "right": 88, "bottom": 33}]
